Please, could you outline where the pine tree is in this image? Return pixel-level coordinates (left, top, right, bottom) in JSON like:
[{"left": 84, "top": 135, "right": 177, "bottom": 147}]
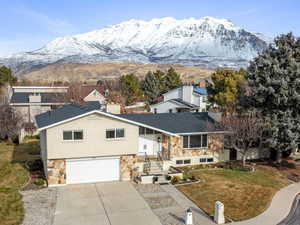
[
  {"left": 153, "top": 70, "right": 166, "bottom": 92},
  {"left": 164, "top": 67, "right": 182, "bottom": 90},
  {"left": 206, "top": 68, "right": 245, "bottom": 113},
  {"left": 246, "top": 33, "right": 300, "bottom": 160},
  {"left": 120, "top": 73, "right": 143, "bottom": 104},
  {"left": 142, "top": 71, "right": 160, "bottom": 103}
]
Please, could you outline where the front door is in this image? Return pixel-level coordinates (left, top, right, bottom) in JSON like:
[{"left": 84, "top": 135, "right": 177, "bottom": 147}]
[{"left": 138, "top": 135, "right": 161, "bottom": 156}]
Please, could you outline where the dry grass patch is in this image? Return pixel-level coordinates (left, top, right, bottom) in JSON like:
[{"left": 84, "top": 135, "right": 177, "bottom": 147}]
[
  {"left": 177, "top": 166, "right": 290, "bottom": 221},
  {"left": 0, "top": 140, "right": 40, "bottom": 225}
]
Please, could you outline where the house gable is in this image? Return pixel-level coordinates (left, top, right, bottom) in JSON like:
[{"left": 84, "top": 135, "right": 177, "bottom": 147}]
[{"left": 83, "top": 89, "right": 105, "bottom": 103}]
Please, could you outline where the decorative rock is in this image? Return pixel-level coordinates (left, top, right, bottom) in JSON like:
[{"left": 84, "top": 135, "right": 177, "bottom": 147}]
[
  {"left": 185, "top": 207, "right": 193, "bottom": 225},
  {"left": 214, "top": 201, "right": 225, "bottom": 224}
]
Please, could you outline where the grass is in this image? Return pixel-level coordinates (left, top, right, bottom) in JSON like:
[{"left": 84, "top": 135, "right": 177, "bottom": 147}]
[
  {"left": 177, "top": 166, "right": 291, "bottom": 221},
  {"left": 0, "top": 139, "right": 40, "bottom": 225}
]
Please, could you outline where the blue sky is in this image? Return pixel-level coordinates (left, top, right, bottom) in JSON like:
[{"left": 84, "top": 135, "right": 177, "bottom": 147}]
[{"left": 1, "top": 0, "right": 300, "bottom": 56}]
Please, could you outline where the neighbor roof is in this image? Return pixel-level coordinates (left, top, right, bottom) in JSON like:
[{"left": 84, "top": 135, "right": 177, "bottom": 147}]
[
  {"left": 169, "top": 99, "right": 199, "bottom": 109},
  {"left": 117, "top": 112, "right": 222, "bottom": 134},
  {"left": 10, "top": 92, "right": 67, "bottom": 104},
  {"left": 35, "top": 101, "right": 101, "bottom": 129},
  {"left": 193, "top": 87, "right": 208, "bottom": 95}
]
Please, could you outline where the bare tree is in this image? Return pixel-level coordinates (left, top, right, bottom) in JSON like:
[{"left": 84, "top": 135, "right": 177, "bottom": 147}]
[
  {"left": 220, "top": 115, "right": 265, "bottom": 166},
  {"left": 0, "top": 104, "right": 24, "bottom": 142}
]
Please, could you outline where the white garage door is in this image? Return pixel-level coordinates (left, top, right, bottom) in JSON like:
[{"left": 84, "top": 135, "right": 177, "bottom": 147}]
[{"left": 66, "top": 158, "right": 120, "bottom": 184}]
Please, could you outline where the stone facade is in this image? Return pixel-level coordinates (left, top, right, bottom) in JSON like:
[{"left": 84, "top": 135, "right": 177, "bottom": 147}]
[
  {"left": 120, "top": 155, "right": 137, "bottom": 181},
  {"left": 162, "top": 134, "right": 224, "bottom": 158},
  {"left": 47, "top": 159, "right": 66, "bottom": 185}
]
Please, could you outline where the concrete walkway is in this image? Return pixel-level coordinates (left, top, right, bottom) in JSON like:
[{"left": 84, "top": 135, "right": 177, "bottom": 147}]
[
  {"left": 160, "top": 184, "right": 216, "bottom": 225},
  {"left": 232, "top": 182, "right": 300, "bottom": 225}
]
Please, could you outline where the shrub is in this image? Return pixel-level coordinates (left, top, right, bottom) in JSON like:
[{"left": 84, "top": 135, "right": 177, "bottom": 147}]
[
  {"left": 171, "top": 176, "right": 181, "bottom": 184},
  {"left": 34, "top": 178, "right": 45, "bottom": 186},
  {"left": 281, "top": 160, "right": 296, "bottom": 169},
  {"left": 183, "top": 173, "right": 193, "bottom": 181}
]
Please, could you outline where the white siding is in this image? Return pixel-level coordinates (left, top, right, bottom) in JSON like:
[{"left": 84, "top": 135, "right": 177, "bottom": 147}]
[{"left": 150, "top": 101, "right": 180, "bottom": 113}]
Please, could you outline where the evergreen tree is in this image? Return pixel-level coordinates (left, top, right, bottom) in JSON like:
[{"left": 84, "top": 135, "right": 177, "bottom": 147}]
[
  {"left": 142, "top": 71, "right": 160, "bottom": 103},
  {"left": 164, "top": 67, "right": 182, "bottom": 90},
  {"left": 120, "top": 73, "right": 143, "bottom": 104},
  {"left": 207, "top": 68, "right": 245, "bottom": 113},
  {"left": 0, "top": 66, "right": 17, "bottom": 87},
  {"left": 246, "top": 33, "right": 300, "bottom": 160},
  {"left": 153, "top": 70, "right": 166, "bottom": 92}
]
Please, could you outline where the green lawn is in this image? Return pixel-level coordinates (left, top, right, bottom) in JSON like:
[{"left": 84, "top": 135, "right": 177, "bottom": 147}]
[
  {"left": 0, "top": 140, "right": 40, "bottom": 225},
  {"left": 177, "top": 166, "right": 290, "bottom": 221}
]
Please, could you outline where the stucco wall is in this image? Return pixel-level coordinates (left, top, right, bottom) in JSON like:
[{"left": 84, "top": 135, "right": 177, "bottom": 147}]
[{"left": 46, "top": 113, "right": 139, "bottom": 159}]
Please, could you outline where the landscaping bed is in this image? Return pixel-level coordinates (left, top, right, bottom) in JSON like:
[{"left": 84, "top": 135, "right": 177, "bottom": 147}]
[
  {"left": 0, "top": 139, "right": 42, "bottom": 225},
  {"left": 176, "top": 165, "right": 290, "bottom": 221}
]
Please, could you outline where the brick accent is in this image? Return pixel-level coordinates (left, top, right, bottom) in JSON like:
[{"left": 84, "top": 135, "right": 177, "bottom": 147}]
[
  {"left": 47, "top": 159, "right": 66, "bottom": 185},
  {"left": 120, "top": 155, "right": 137, "bottom": 181}
]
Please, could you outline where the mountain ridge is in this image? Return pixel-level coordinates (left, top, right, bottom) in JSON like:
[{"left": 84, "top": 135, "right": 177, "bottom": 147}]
[{"left": 0, "top": 16, "right": 272, "bottom": 75}]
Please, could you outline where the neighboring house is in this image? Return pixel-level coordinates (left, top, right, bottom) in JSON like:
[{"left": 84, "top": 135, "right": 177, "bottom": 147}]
[
  {"left": 9, "top": 86, "right": 69, "bottom": 123},
  {"left": 150, "top": 85, "right": 208, "bottom": 114},
  {"left": 78, "top": 85, "right": 107, "bottom": 104},
  {"left": 124, "top": 102, "right": 148, "bottom": 114},
  {"left": 35, "top": 104, "right": 228, "bottom": 186}
]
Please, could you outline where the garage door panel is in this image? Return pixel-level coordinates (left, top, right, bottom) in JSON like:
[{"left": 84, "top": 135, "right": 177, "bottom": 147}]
[{"left": 66, "top": 158, "right": 120, "bottom": 184}]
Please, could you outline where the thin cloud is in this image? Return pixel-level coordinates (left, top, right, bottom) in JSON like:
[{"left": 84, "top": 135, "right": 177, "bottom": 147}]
[
  {"left": 232, "top": 9, "right": 257, "bottom": 17},
  {"left": 15, "top": 7, "right": 76, "bottom": 36}
]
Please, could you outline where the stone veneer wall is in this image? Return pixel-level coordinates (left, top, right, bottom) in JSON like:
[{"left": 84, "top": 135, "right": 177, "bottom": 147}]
[
  {"left": 47, "top": 159, "right": 66, "bottom": 185},
  {"left": 120, "top": 155, "right": 137, "bottom": 181},
  {"left": 166, "top": 134, "right": 224, "bottom": 158}
]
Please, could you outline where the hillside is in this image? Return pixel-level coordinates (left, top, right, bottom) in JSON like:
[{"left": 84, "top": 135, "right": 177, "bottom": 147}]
[{"left": 22, "top": 62, "right": 214, "bottom": 83}]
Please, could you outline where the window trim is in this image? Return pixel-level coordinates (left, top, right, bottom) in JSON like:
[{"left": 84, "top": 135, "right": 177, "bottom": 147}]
[
  {"left": 182, "top": 134, "right": 208, "bottom": 149},
  {"left": 106, "top": 128, "right": 125, "bottom": 140},
  {"left": 62, "top": 130, "right": 84, "bottom": 141}
]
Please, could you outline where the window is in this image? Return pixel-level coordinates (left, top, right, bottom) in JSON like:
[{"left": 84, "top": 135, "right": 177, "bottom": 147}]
[
  {"left": 154, "top": 108, "right": 157, "bottom": 114},
  {"left": 146, "top": 128, "right": 154, "bottom": 135},
  {"left": 73, "top": 131, "right": 83, "bottom": 140},
  {"left": 202, "top": 96, "right": 207, "bottom": 103},
  {"left": 116, "top": 129, "right": 125, "bottom": 138},
  {"left": 183, "top": 134, "right": 208, "bottom": 149},
  {"left": 176, "top": 160, "right": 183, "bottom": 165},
  {"left": 63, "top": 131, "right": 73, "bottom": 140},
  {"left": 139, "top": 127, "right": 145, "bottom": 135},
  {"left": 207, "top": 158, "right": 214, "bottom": 163},
  {"left": 106, "top": 128, "right": 125, "bottom": 139},
  {"left": 184, "top": 159, "right": 191, "bottom": 164},
  {"left": 169, "top": 109, "right": 173, "bottom": 113},
  {"left": 63, "top": 130, "right": 83, "bottom": 141},
  {"left": 199, "top": 158, "right": 207, "bottom": 163}
]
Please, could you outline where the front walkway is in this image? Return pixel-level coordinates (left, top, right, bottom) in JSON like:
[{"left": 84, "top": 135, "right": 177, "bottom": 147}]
[{"left": 134, "top": 183, "right": 215, "bottom": 225}]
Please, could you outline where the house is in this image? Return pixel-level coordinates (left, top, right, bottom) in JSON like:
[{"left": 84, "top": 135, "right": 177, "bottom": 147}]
[
  {"left": 35, "top": 103, "right": 227, "bottom": 186},
  {"left": 9, "top": 86, "right": 69, "bottom": 123},
  {"left": 150, "top": 85, "right": 208, "bottom": 114}
]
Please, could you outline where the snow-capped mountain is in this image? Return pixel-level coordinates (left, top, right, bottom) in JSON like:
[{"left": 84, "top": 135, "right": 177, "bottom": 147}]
[{"left": 0, "top": 17, "right": 272, "bottom": 73}]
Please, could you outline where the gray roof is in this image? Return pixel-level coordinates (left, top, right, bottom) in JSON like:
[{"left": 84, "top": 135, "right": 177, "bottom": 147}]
[
  {"left": 10, "top": 92, "right": 67, "bottom": 104},
  {"left": 117, "top": 112, "right": 222, "bottom": 134},
  {"left": 35, "top": 101, "right": 101, "bottom": 129},
  {"left": 169, "top": 99, "right": 199, "bottom": 109}
]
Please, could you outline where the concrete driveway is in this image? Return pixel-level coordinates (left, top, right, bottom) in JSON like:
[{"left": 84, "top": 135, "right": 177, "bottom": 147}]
[{"left": 53, "top": 182, "right": 162, "bottom": 225}]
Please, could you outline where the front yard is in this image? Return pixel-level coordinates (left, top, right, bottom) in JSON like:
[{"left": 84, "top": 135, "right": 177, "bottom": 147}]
[
  {"left": 177, "top": 166, "right": 291, "bottom": 221},
  {"left": 0, "top": 139, "right": 40, "bottom": 225}
]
